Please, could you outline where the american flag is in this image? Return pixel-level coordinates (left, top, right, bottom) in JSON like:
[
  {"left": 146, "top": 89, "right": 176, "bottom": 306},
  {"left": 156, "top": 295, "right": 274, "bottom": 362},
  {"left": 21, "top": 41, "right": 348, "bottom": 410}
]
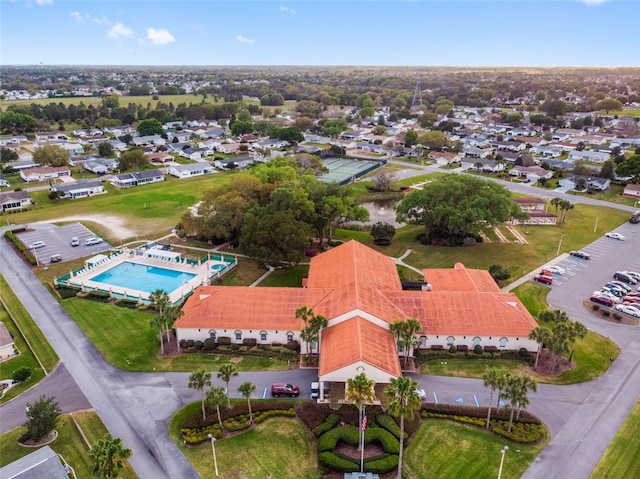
[{"left": 361, "top": 409, "right": 367, "bottom": 431}]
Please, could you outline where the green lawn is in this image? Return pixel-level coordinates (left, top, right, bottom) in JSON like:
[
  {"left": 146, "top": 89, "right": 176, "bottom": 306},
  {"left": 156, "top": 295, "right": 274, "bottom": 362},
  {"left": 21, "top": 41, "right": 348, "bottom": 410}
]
[
  {"left": 591, "top": 401, "right": 640, "bottom": 479},
  {"left": 0, "top": 412, "right": 137, "bottom": 478},
  {"left": 511, "top": 282, "right": 553, "bottom": 318},
  {"left": 60, "top": 298, "right": 291, "bottom": 372},
  {"left": 0, "top": 275, "right": 58, "bottom": 404},
  {"left": 168, "top": 403, "right": 319, "bottom": 479},
  {"left": 0, "top": 93, "right": 215, "bottom": 110},
  {"left": 404, "top": 419, "right": 547, "bottom": 479},
  {"left": 258, "top": 265, "right": 310, "bottom": 287}
]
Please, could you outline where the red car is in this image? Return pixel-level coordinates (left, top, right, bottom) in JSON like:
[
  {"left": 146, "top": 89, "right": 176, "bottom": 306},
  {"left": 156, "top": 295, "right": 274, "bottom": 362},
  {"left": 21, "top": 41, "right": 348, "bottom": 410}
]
[
  {"left": 533, "top": 275, "right": 553, "bottom": 285},
  {"left": 591, "top": 295, "right": 614, "bottom": 307},
  {"left": 270, "top": 383, "right": 300, "bottom": 397}
]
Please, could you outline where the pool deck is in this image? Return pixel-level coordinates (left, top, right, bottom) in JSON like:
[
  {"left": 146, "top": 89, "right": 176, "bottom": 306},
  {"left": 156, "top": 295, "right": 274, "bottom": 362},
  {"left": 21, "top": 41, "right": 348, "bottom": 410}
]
[{"left": 61, "top": 251, "right": 234, "bottom": 304}]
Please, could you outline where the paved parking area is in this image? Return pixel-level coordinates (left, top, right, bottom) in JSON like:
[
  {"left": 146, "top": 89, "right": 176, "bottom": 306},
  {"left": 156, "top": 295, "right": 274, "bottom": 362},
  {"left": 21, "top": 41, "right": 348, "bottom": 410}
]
[{"left": 16, "top": 221, "right": 111, "bottom": 265}]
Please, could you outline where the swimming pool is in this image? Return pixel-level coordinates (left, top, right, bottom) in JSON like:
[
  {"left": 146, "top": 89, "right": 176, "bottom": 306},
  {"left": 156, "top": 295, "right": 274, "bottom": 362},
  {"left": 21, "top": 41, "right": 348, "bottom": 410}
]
[{"left": 90, "top": 262, "right": 197, "bottom": 294}]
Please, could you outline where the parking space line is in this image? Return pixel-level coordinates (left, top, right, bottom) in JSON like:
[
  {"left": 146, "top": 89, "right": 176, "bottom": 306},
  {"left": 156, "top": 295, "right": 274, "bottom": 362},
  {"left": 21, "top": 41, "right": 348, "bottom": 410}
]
[
  {"left": 473, "top": 395, "right": 479, "bottom": 407},
  {"left": 433, "top": 392, "right": 439, "bottom": 404}
]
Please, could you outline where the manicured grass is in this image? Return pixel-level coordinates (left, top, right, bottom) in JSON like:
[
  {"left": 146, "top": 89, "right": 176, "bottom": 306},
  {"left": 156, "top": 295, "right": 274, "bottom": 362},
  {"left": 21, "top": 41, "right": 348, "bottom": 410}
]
[
  {"left": 218, "top": 257, "right": 269, "bottom": 286},
  {"left": 0, "top": 93, "right": 215, "bottom": 110},
  {"left": 421, "top": 359, "right": 532, "bottom": 378},
  {"left": 258, "top": 265, "right": 310, "bottom": 287},
  {"left": 61, "top": 298, "right": 290, "bottom": 372},
  {"left": 168, "top": 403, "right": 319, "bottom": 479},
  {"left": 511, "top": 282, "right": 552, "bottom": 318},
  {"left": 591, "top": 401, "right": 640, "bottom": 479},
  {"left": 404, "top": 419, "right": 547, "bottom": 479},
  {"left": 0, "top": 412, "right": 137, "bottom": 478}
]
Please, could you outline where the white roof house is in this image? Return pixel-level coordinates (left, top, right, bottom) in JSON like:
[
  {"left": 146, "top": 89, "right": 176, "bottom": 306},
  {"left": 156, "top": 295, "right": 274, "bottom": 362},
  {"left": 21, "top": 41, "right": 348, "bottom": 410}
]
[{"left": 167, "top": 163, "right": 215, "bottom": 179}]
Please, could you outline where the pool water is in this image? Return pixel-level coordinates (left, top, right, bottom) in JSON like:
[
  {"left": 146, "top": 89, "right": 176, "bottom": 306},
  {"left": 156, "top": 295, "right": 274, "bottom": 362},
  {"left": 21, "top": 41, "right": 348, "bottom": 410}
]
[{"left": 90, "top": 262, "right": 197, "bottom": 294}]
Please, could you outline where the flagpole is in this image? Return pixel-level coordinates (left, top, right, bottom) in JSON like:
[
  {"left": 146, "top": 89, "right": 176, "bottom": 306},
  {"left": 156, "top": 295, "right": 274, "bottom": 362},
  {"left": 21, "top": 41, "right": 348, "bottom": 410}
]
[{"left": 360, "top": 407, "right": 366, "bottom": 473}]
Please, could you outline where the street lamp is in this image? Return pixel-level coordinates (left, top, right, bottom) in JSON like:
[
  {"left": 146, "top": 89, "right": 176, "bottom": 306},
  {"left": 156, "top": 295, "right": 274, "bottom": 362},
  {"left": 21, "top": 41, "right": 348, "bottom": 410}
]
[
  {"left": 207, "top": 433, "right": 219, "bottom": 477},
  {"left": 497, "top": 445, "right": 509, "bottom": 479},
  {"left": 556, "top": 234, "right": 565, "bottom": 257}
]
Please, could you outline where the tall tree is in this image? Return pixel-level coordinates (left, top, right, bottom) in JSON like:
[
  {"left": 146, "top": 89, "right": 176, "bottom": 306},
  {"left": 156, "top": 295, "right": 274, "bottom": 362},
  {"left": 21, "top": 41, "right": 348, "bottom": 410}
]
[
  {"left": 482, "top": 367, "right": 503, "bottom": 428},
  {"left": 399, "top": 318, "right": 422, "bottom": 368},
  {"left": 238, "top": 381, "right": 257, "bottom": 423},
  {"left": 189, "top": 369, "right": 212, "bottom": 420},
  {"left": 162, "top": 304, "right": 184, "bottom": 346},
  {"left": 345, "top": 373, "right": 376, "bottom": 451},
  {"left": 149, "top": 289, "right": 170, "bottom": 353},
  {"left": 33, "top": 144, "right": 70, "bottom": 167},
  {"left": 384, "top": 376, "right": 422, "bottom": 479},
  {"left": 89, "top": 433, "right": 133, "bottom": 479},
  {"left": 217, "top": 363, "right": 239, "bottom": 408},
  {"left": 567, "top": 321, "right": 587, "bottom": 362},
  {"left": 149, "top": 314, "right": 166, "bottom": 355},
  {"left": 495, "top": 370, "right": 511, "bottom": 412},
  {"left": 23, "top": 395, "right": 60, "bottom": 442},
  {"left": 137, "top": 118, "right": 163, "bottom": 136},
  {"left": 206, "top": 386, "right": 227, "bottom": 432}
]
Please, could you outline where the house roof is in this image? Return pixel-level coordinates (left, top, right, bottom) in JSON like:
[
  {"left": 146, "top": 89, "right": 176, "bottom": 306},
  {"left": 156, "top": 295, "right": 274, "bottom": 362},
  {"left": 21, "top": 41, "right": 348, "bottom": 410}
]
[
  {"left": 0, "top": 445, "right": 69, "bottom": 479},
  {"left": 423, "top": 263, "right": 501, "bottom": 293},
  {"left": 319, "top": 316, "right": 400, "bottom": 377},
  {"left": 0, "top": 322, "right": 13, "bottom": 347},
  {"left": 624, "top": 184, "right": 640, "bottom": 192},
  {"left": 0, "top": 190, "right": 30, "bottom": 203}
]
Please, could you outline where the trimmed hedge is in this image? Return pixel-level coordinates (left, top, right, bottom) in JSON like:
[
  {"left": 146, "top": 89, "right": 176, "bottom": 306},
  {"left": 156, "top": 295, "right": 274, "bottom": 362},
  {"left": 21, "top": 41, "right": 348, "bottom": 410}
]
[
  {"left": 115, "top": 299, "right": 139, "bottom": 309},
  {"left": 56, "top": 285, "right": 79, "bottom": 299},
  {"left": 181, "top": 423, "right": 223, "bottom": 445},
  {"left": 318, "top": 452, "right": 358, "bottom": 472},
  {"left": 312, "top": 413, "right": 341, "bottom": 437},
  {"left": 376, "top": 414, "right": 407, "bottom": 440},
  {"left": 416, "top": 348, "right": 534, "bottom": 366},
  {"left": 318, "top": 451, "right": 399, "bottom": 474},
  {"left": 318, "top": 426, "right": 400, "bottom": 454},
  {"left": 365, "top": 454, "right": 399, "bottom": 474}
]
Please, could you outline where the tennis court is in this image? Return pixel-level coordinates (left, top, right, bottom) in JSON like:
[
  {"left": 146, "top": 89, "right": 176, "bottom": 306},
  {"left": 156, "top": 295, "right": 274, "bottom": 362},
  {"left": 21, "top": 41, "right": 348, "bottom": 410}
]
[{"left": 320, "top": 157, "right": 385, "bottom": 185}]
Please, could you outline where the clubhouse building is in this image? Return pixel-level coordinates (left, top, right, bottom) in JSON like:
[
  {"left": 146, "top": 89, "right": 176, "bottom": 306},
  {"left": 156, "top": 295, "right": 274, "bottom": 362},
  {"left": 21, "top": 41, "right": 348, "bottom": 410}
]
[{"left": 174, "top": 240, "right": 538, "bottom": 402}]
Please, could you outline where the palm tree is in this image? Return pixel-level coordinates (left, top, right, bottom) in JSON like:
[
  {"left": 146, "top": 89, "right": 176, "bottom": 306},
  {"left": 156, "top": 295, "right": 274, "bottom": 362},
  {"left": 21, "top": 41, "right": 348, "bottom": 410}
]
[
  {"left": 346, "top": 373, "right": 376, "bottom": 451},
  {"left": 149, "top": 289, "right": 169, "bottom": 316},
  {"left": 495, "top": 369, "right": 511, "bottom": 412},
  {"left": 567, "top": 321, "right": 587, "bottom": 362},
  {"left": 188, "top": 369, "right": 212, "bottom": 420},
  {"left": 474, "top": 161, "right": 483, "bottom": 172},
  {"left": 504, "top": 374, "right": 538, "bottom": 431},
  {"left": 482, "top": 367, "right": 502, "bottom": 429},
  {"left": 528, "top": 326, "right": 551, "bottom": 370},
  {"left": 206, "top": 386, "right": 227, "bottom": 433},
  {"left": 149, "top": 314, "right": 166, "bottom": 355},
  {"left": 550, "top": 197, "right": 561, "bottom": 215},
  {"left": 162, "top": 304, "right": 184, "bottom": 347},
  {"left": 217, "top": 363, "right": 239, "bottom": 408},
  {"left": 515, "top": 374, "right": 538, "bottom": 421},
  {"left": 400, "top": 318, "right": 422, "bottom": 368},
  {"left": 384, "top": 376, "right": 421, "bottom": 479},
  {"left": 238, "top": 381, "right": 257, "bottom": 423},
  {"left": 89, "top": 433, "right": 133, "bottom": 479},
  {"left": 295, "top": 305, "right": 313, "bottom": 355}
]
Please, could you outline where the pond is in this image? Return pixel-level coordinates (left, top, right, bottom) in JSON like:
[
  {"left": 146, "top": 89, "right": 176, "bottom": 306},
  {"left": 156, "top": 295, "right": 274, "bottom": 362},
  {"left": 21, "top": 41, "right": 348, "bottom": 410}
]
[{"left": 357, "top": 199, "right": 405, "bottom": 227}]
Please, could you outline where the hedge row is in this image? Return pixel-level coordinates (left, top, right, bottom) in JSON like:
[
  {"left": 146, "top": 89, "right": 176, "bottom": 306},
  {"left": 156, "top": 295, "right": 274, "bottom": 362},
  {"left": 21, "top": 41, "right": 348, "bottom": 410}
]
[
  {"left": 421, "top": 402, "right": 541, "bottom": 424},
  {"left": 318, "top": 426, "right": 400, "bottom": 455},
  {"left": 312, "top": 413, "right": 341, "bottom": 437},
  {"left": 55, "top": 285, "right": 79, "bottom": 299},
  {"left": 318, "top": 451, "right": 399, "bottom": 474},
  {"left": 182, "top": 402, "right": 296, "bottom": 429},
  {"left": 181, "top": 423, "right": 223, "bottom": 445},
  {"left": 115, "top": 299, "right": 139, "bottom": 309},
  {"left": 416, "top": 348, "right": 533, "bottom": 366},
  {"left": 376, "top": 414, "right": 407, "bottom": 440},
  {"left": 4, "top": 229, "right": 38, "bottom": 266}
]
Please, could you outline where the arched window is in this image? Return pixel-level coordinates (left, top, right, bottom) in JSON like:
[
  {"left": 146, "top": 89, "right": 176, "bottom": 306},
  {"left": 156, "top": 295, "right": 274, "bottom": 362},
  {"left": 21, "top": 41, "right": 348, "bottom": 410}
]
[
  {"left": 472, "top": 337, "right": 481, "bottom": 347},
  {"left": 499, "top": 337, "right": 508, "bottom": 348},
  {"left": 235, "top": 330, "right": 242, "bottom": 341},
  {"left": 260, "top": 330, "right": 267, "bottom": 341},
  {"left": 419, "top": 336, "right": 427, "bottom": 348},
  {"left": 286, "top": 331, "right": 294, "bottom": 342},
  {"left": 209, "top": 330, "right": 216, "bottom": 340},
  {"left": 311, "top": 340, "right": 317, "bottom": 351},
  {"left": 446, "top": 336, "right": 455, "bottom": 346}
]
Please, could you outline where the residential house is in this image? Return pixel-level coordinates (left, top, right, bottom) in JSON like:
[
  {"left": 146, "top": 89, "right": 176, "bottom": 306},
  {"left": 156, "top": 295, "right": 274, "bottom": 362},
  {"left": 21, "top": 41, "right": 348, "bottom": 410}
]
[
  {"left": 168, "top": 163, "right": 215, "bottom": 179},
  {"left": 329, "top": 139, "right": 357, "bottom": 150},
  {"left": 463, "top": 146, "right": 492, "bottom": 159},
  {"left": 146, "top": 152, "right": 174, "bottom": 164},
  {"left": 0, "top": 446, "right": 69, "bottom": 479},
  {"left": 568, "top": 150, "right": 611, "bottom": 163},
  {"left": 216, "top": 143, "right": 243, "bottom": 155},
  {"left": 428, "top": 151, "right": 460, "bottom": 166},
  {"left": 340, "top": 131, "right": 363, "bottom": 141},
  {"left": 0, "top": 135, "right": 28, "bottom": 145},
  {"left": 0, "top": 190, "right": 32, "bottom": 212},
  {"left": 509, "top": 198, "right": 557, "bottom": 225},
  {"left": 549, "top": 141, "right": 578, "bottom": 152},
  {"left": 112, "top": 169, "right": 164, "bottom": 188},
  {"left": 132, "top": 135, "right": 166, "bottom": 147},
  {"left": 543, "top": 159, "right": 573, "bottom": 171},
  {"left": 356, "top": 142, "right": 386, "bottom": 155},
  {"left": 463, "top": 158, "right": 505, "bottom": 173},
  {"left": 518, "top": 136, "right": 547, "bottom": 147},
  {"left": 622, "top": 184, "right": 640, "bottom": 198},
  {"left": 167, "top": 142, "right": 193, "bottom": 153},
  {"left": 252, "top": 138, "right": 287, "bottom": 150},
  {"left": 6, "top": 159, "right": 38, "bottom": 172},
  {"left": 174, "top": 240, "right": 538, "bottom": 401},
  {"left": 20, "top": 166, "right": 71, "bottom": 183},
  {"left": 559, "top": 175, "right": 611, "bottom": 191},
  {"left": 200, "top": 127, "right": 227, "bottom": 139},
  {"left": 490, "top": 140, "right": 526, "bottom": 152},
  {"left": 509, "top": 165, "right": 553, "bottom": 182},
  {"left": 0, "top": 322, "right": 15, "bottom": 358},
  {"left": 213, "top": 155, "right": 254, "bottom": 170},
  {"left": 51, "top": 179, "right": 106, "bottom": 199},
  {"left": 35, "top": 132, "right": 68, "bottom": 142},
  {"left": 179, "top": 147, "right": 212, "bottom": 161},
  {"left": 69, "top": 154, "right": 103, "bottom": 168},
  {"left": 530, "top": 146, "right": 563, "bottom": 158},
  {"left": 78, "top": 134, "right": 109, "bottom": 146},
  {"left": 84, "top": 158, "right": 118, "bottom": 174},
  {"left": 110, "top": 139, "right": 128, "bottom": 151}
]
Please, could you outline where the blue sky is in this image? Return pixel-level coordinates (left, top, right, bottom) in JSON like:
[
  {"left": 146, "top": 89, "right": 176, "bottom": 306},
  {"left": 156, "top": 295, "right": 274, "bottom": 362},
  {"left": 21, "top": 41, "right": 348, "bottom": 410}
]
[{"left": 2, "top": 0, "right": 639, "bottom": 66}]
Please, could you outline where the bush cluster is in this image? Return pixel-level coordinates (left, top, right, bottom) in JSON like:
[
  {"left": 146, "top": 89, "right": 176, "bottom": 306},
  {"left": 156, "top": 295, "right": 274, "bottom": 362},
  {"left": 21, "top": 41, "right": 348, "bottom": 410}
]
[
  {"left": 12, "top": 366, "right": 33, "bottom": 383},
  {"left": 181, "top": 401, "right": 295, "bottom": 429},
  {"left": 375, "top": 414, "right": 407, "bottom": 440},
  {"left": 312, "top": 413, "right": 341, "bottom": 437},
  {"left": 415, "top": 348, "right": 533, "bottom": 366},
  {"left": 115, "top": 299, "right": 138, "bottom": 309},
  {"left": 55, "top": 285, "right": 79, "bottom": 299},
  {"left": 181, "top": 423, "right": 222, "bottom": 445}
]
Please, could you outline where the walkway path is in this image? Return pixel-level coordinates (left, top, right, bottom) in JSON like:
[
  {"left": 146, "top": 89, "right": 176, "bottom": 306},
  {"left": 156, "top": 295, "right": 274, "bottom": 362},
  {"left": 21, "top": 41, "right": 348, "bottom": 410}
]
[{"left": 393, "top": 249, "right": 424, "bottom": 276}]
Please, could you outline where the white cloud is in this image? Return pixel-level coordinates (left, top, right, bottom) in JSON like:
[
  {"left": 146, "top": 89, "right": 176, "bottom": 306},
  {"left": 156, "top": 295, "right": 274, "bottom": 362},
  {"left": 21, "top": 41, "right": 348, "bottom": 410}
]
[
  {"left": 70, "top": 11, "right": 111, "bottom": 25},
  {"left": 280, "top": 5, "right": 296, "bottom": 14},
  {"left": 578, "top": 0, "right": 608, "bottom": 4},
  {"left": 146, "top": 28, "right": 175, "bottom": 45},
  {"left": 108, "top": 23, "right": 134, "bottom": 40},
  {"left": 36, "top": 0, "right": 53, "bottom": 5},
  {"left": 236, "top": 34, "right": 256, "bottom": 44},
  {"left": 92, "top": 16, "right": 111, "bottom": 25},
  {"left": 70, "top": 11, "right": 88, "bottom": 23}
]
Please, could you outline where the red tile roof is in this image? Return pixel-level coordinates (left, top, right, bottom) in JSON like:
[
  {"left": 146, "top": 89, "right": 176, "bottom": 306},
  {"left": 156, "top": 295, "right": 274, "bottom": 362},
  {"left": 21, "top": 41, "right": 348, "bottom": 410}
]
[
  {"left": 319, "top": 317, "right": 400, "bottom": 377},
  {"left": 424, "top": 263, "right": 501, "bottom": 293}
]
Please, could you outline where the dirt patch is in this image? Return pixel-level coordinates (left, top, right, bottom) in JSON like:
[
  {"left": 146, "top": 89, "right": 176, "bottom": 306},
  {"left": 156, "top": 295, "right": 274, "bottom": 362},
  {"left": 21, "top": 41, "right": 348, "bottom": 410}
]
[
  {"left": 230, "top": 356, "right": 243, "bottom": 364},
  {"left": 47, "top": 215, "right": 140, "bottom": 241},
  {"left": 334, "top": 441, "right": 385, "bottom": 460},
  {"left": 529, "top": 350, "right": 575, "bottom": 376}
]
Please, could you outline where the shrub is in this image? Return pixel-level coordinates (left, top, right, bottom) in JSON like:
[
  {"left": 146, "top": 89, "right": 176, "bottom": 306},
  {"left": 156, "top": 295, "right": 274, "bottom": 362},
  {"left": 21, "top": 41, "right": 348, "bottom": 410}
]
[
  {"left": 242, "top": 338, "right": 257, "bottom": 347},
  {"left": 56, "top": 285, "right": 79, "bottom": 299},
  {"left": 592, "top": 304, "right": 600, "bottom": 311},
  {"left": 203, "top": 338, "right": 216, "bottom": 351},
  {"left": 285, "top": 340, "right": 300, "bottom": 352},
  {"left": 115, "top": 299, "right": 138, "bottom": 309},
  {"left": 473, "top": 344, "right": 483, "bottom": 355},
  {"left": 312, "top": 413, "right": 341, "bottom": 437},
  {"left": 364, "top": 427, "right": 400, "bottom": 454},
  {"left": 194, "top": 341, "right": 204, "bottom": 350},
  {"left": 519, "top": 347, "right": 530, "bottom": 358},
  {"left": 179, "top": 340, "right": 188, "bottom": 349},
  {"left": 181, "top": 424, "right": 222, "bottom": 445},
  {"left": 448, "top": 345, "right": 456, "bottom": 353},
  {"left": 230, "top": 344, "right": 239, "bottom": 351},
  {"left": 318, "top": 426, "right": 360, "bottom": 452},
  {"left": 603, "top": 310, "right": 610, "bottom": 317},
  {"left": 376, "top": 414, "right": 407, "bottom": 440},
  {"left": 318, "top": 452, "right": 358, "bottom": 472},
  {"left": 217, "top": 336, "right": 231, "bottom": 346},
  {"left": 187, "top": 339, "right": 195, "bottom": 348},
  {"left": 365, "top": 454, "right": 399, "bottom": 474},
  {"left": 12, "top": 366, "right": 33, "bottom": 383},
  {"left": 86, "top": 290, "right": 110, "bottom": 302},
  {"left": 612, "top": 312, "right": 622, "bottom": 321}
]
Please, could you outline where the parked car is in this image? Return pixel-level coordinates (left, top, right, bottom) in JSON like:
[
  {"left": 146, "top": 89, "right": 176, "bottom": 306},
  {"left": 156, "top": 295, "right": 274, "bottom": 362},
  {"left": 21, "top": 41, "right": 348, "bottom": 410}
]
[
  {"left": 545, "top": 265, "right": 565, "bottom": 275},
  {"left": 270, "top": 383, "right": 300, "bottom": 397},
  {"left": 591, "top": 294, "right": 614, "bottom": 307},
  {"left": 70, "top": 237, "right": 79, "bottom": 247},
  {"left": 602, "top": 285, "right": 625, "bottom": 297},
  {"left": 570, "top": 250, "right": 591, "bottom": 260},
  {"left": 608, "top": 280, "right": 632, "bottom": 293},
  {"left": 310, "top": 381, "right": 320, "bottom": 399},
  {"left": 85, "top": 237, "right": 104, "bottom": 246},
  {"left": 593, "top": 290, "right": 620, "bottom": 303},
  {"left": 613, "top": 272, "right": 637, "bottom": 285},
  {"left": 415, "top": 386, "right": 427, "bottom": 400},
  {"left": 622, "top": 271, "right": 640, "bottom": 282},
  {"left": 533, "top": 274, "right": 553, "bottom": 285},
  {"left": 613, "top": 304, "right": 640, "bottom": 318},
  {"left": 49, "top": 254, "right": 62, "bottom": 263},
  {"left": 629, "top": 211, "right": 640, "bottom": 224},
  {"left": 604, "top": 232, "right": 625, "bottom": 241},
  {"left": 540, "top": 268, "right": 553, "bottom": 276},
  {"left": 28, "top": 241, "right": 46, "bottom": 250}
]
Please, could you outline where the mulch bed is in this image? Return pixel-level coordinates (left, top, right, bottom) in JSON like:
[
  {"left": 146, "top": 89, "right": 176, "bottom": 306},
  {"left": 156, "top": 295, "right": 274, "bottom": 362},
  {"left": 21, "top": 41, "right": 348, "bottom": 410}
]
[
  {"left": 582, "top": 300, "right": 638, "bottom": 325},
  {"left": 529, "top": 350, "right": 574, "bottom": 376}
]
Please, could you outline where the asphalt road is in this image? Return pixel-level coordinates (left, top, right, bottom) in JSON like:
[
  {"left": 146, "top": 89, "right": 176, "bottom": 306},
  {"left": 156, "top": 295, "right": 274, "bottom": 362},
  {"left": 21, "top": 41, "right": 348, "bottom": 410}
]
[{"left": 1, "top": 166, "right": 639, "bottom": 479}]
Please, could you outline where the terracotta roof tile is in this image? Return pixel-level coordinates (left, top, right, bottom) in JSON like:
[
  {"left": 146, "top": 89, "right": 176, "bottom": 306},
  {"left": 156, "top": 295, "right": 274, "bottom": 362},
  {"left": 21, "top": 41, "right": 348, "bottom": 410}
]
[
  {"left": 319, "top": 317, "right": 400, "bottom": 377},
  {"left": 424, "top": 263, "right": 501, "bottom": 293}
]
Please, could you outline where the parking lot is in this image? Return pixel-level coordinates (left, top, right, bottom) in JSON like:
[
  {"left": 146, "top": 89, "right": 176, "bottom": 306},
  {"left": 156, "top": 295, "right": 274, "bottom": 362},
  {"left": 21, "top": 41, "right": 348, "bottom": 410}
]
[{"left": 16, "top": 222, "right": 111, "bottom": 265}]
